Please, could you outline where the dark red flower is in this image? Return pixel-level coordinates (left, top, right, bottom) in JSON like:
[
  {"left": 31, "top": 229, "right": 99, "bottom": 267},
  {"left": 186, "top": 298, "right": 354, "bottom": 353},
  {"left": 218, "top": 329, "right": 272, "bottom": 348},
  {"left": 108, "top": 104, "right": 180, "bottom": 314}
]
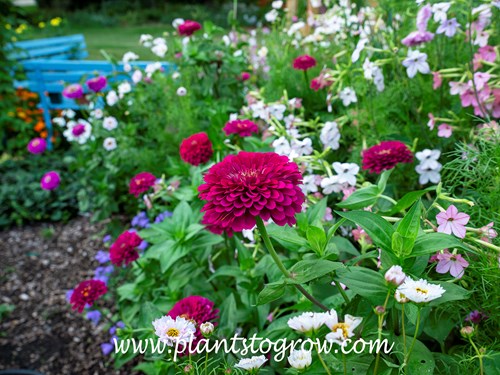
[
  {"left": 178, "top": 20, "right": 202, "bottom": 36},
  {"left": 109, "top": 231, "right": 143, "bottom": 266},
  {"left": 198, "top": 151, "right": 305, "bottom": 235},
  {"left": 362, "top": 141, "right": 413, "bottom": 174},
  {"left": 179, "top": 132, "right": 213, "bottom": 166},
  {"left": 293, "top": 55, "right": 317, "bottom": 71},
  {"left": 129, "top": 172, "right": 156, "bottom": 197},
  {"left": 70, "top": 279, "right": 107, "bottom": 313},
  {"left": 223, "top": 119, "right": 259, "bottom": 137}
]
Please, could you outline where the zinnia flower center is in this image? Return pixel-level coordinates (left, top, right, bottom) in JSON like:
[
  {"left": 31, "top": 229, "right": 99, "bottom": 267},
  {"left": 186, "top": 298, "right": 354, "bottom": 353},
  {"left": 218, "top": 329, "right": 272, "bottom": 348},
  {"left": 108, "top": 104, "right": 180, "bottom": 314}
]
[
  {"left": 166, "top": 328, "right": 180, "bottom": 337},
  {"left": 415, "top": 287, "right": 428, "bottom": 295},
  {"left": 45, "top": 176, "right": 51, "bottom": 183},
  {"left": 33, "top": 140, "right": 39, "bottom": 146},
  {"left": 82, "top": 286, "right": 91, "bottom": 297},
  {"left": 377, "top": 149, "right": 392, "bottom": 155},
  {"left": 72, "top": 124, "right": 85, "bottom": 136},
  {"left": 332, "top": 323, "right": 350, "bottom": 338}
]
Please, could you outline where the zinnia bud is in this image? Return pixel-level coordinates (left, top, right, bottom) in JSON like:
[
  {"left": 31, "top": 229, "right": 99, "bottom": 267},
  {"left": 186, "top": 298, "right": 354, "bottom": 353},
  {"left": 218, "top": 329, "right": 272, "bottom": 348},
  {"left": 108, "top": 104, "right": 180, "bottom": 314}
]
[
  {"left": 375, "top": 306, "right": 386, "bottom": 315},
  {"left": 385, "top": 265, "right": 406, "bottom": 286},
  {"left": 200, "top": 322, "right": 214, "bottom": 336},
  {"left": 460, "top": 326, "right": 475, "bottom": 338}
]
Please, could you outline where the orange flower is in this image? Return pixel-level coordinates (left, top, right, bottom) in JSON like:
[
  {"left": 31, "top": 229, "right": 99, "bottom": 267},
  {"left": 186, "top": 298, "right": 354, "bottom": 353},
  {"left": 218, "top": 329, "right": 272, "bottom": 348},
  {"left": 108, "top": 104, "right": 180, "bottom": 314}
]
[{"left": 34, "top": 121, "right": 45, "bottom": 132}]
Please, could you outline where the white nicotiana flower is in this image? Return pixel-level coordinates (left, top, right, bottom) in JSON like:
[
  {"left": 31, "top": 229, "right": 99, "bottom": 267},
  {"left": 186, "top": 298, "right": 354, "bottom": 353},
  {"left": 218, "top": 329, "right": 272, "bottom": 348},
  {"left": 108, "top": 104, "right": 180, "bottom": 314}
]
[
  {"left": 321, "top": 176, "right": 343, "bottom": 195},
  {"left": 339, "top": 87, "right": 357, "bottom": 107},
  {"left": 103, "top": 116, "right": 118, "bottom": 131},
  {"left": 272, "top": 136, "right": 292, "bottom": 156},
  {"left": 351, "top": 38, "right": 368, "bottom": 63},
  {"left": 332, "top": 162, "right": 359, "bottom": 186},
  {"left": 288, "top": 310, "right": 337, "bottom": 334},
  {"left": 397, "top": 278, "right": 446, "bottom": 303},
  {"left": 310, "top": 0, "right": 322, "bottom": 8},
  {"left": 402, "top": 50, "right": 430, "bottom": 79},
  {"left": 291, "top": 138, "right": 313, "bottom": 156},
  {"left": 301, "top": 175, "right": 319, "bottom": 194},
  {"left": 320, "top": 121, "right": 341, "bottom": 150},
  {"left": 416, "top": 163, "right": 442, "bottom": 184},
  {"left": 362, "top": 58, "right": 377, "bottom": 80},
  {"left": 132, "top": 69, "right": 143, "bottom": 84},
  {"left": 63, "top": 120, "right": 92, "bottom": 144},
  {"left": 62, "top": 109, "right": 76, "bottom": 119},
  {"left": 200, "top": 322, "right": 214, "bottom": 336},
  {"left": 52, "top": 117, "right": 66, "bottom": 127},
  {"left": 250, "top": 101, "right": 269, "bottom": 120},
  {"left": 118, "top": 82, "right": 132, "bottom": 98},
  {"left": 268, "top": 104, "right": 287, "bottom": 121},
  {"left": 324, "top": 312, "right": 363, "bottom": 347},
  {"left": 374, "top": 68, "right": 385, "bottom": 92},
  {"left": 106, "top": 90, "right": 119, "bottom": 106},
  {"left": 288, "top": 349, "right": 312, "bottom": 370},
  {"left": 384, "top": 265, "right": 406, "bottom": 286},
  {"left": 177, "top": 87, "right": 187, "bottom": 96},
  {"left": 265, "top": 9, "right": 279, "bottom": 23},
  {"left": 103, "top": 137, "right": 117, "bottom": 151},
  {"left": 152, "top": 316, "right": 196, "bottom": 346},
  {"left": 416, "top": 149, "right": 441, "bottom": 169},
  {"left": 432, "top": 2, "right": 451, "bottom": 23},
  {"left": 235, "top": 355, "right": 267, "bottom": 371},
  {"left": 287, "top": 21, "right": 306, "bottom": 37},
  {"left": 242, "top": 227, "right": 256, "bottom": 242},
  {"left": 122, "top": 51, "right": 139, "bottom": 63}
]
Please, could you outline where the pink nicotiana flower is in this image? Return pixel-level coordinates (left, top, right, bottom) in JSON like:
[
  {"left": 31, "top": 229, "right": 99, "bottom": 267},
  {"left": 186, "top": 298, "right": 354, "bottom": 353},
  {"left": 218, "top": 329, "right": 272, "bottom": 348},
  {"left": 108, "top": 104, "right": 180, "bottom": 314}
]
[
  {"left": 473, "top": 46, "right": 497, "bottom": 70},
  {"left": 449, "top": 82, "right": 469, "bottom": 96},
  {"left": 402, "top": 31, "right": 434, "bottom": 47},
  {"left": 436, "top": 18, "right": 460, "bottom": 38},
  {"left": 436, "top": 205, "right": 470, "bottom": 238},
  {"left": 479, "top": 222, "right": 498, "bottom": 243},
  {"left": 416, "top": 4, "right": 432, "bottom": 31},
  {"left": 427, "top": 113, "right": 435, "bottom": 130},
  {"left": 432, "top": 72, "right": 443, "bottom": 89},
  {"left": 436, "top": 250, "right": 469, "bottom": 278},
  {"left": 437, "top": 123, "right": 453, "bottom": 138}
]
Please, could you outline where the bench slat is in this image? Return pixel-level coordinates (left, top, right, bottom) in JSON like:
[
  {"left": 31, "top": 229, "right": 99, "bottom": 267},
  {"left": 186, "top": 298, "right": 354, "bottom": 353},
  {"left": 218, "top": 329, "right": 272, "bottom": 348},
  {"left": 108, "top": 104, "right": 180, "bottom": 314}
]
[{"left": 8, "top": 34, "right": 86, "bottom": 50}]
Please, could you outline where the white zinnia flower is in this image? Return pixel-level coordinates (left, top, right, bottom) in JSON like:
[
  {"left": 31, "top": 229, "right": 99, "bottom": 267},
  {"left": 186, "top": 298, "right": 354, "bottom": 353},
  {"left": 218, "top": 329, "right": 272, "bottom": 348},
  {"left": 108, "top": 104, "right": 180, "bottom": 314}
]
[
  {"left": 139, "top": 34, "right": 153, "bottom": 46},
  {"left": 324, "top": 312, "right": 363, "bottom": 347},
  {"left": 288, "top": 349, "right": 312, "bottom": 369},
  {"left": 235, "top": 355, "right": 267, "bottom": 371},
  {"left": 288, "top": 310, "right": 337, "bottom": 334},
  {"left": 384, "top": 265, "right": 406, "bottom": 286},
  {"left": 177, "top": 87, "right": 187, "bottom": 96},
  {"left": 339, "top": 87, "right": 357, "bottom": 107},
  {"left": 265, "top": 9, "right": 279, "bottom": 23},
  {"left": 332, "top": 162, "right": 359, "bottom": 186},
  {"left": 152, "top": 316, "right": 196, "bottom": 346},
  {"left": 106, "top": 90, "right": 119, "bottom": 106},
  {"left": 103, "top": 116, "right": 118, "bottom": 131},
  {"left": 397, "top": 278, "right": 446, "bottom": 303},
  {"left": 320, "top": 121, "right": 341, "bottom": 150},
  {"left": 103, "top": 137, "right": 117, "bottom": 151},
  {"left": 151, "top": 43, "right": 167, "bottom": 58},
  {"left": 402, "top": 50, "right": 430, "bottom": 79}
]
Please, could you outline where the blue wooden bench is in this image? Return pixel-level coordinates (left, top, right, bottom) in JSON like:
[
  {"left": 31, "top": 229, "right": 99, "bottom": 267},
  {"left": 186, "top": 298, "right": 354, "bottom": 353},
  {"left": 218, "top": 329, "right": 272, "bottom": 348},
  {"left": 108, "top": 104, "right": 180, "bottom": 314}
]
[{"left": 8, "top": 34, "right": 173, "bottom": 149}]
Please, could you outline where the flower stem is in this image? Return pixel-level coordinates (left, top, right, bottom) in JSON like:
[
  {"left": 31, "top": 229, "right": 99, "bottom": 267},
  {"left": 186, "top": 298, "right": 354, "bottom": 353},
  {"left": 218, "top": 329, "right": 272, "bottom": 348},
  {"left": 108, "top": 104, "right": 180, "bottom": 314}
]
[
  {"left": 379, "top": 194, "right": 397, "bottom": 205},
  {"left": 402, "top": 304, "right": 407, "bottom": 358},
  {"left": 373, "top": 290, "right": 391, "bottom": 375},
  {"left": 334, "top": 280, "right": 350, "bottom": 304},
  {"left": 404, "top": 307, "right": 421, "bottom": 366},
  {"left": 255, "top": 216, "right": 328, "bottom": 311},
  {"left": 468, "top": 337, "right": 485, "bottom": 375},
  {"left": 316, "top": 346, "right": 332, "bottom": 375}
]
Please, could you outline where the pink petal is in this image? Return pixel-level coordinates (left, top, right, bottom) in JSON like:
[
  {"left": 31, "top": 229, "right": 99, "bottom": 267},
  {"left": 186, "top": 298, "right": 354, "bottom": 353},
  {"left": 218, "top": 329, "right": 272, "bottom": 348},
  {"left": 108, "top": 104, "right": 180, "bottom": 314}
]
[
  {"left": 451, "top": 223, "right": 466, "bottom": 238},
  {"left": 453, "top": 213, "right": 470, "bottom": 225},
  {"left": 449, "top": 262, "right": 464, "bottom": 278},
  {"left": 436, "top": 260, "right": 452, "bottom": 274},
  {"left": 436, "top": 212, "right": 449, "bottom": 225},
  {"left": 438, "top": 221, "right": 453, "bottom": 235},
  {"left": 447, "top": 205, "right": 458, "bottom": 217}
]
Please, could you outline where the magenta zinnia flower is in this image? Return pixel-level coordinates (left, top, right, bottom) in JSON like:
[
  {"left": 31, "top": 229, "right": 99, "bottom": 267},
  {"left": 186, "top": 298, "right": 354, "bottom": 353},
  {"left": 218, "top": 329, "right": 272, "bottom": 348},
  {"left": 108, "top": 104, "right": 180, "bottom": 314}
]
[
  {"left": 70, "top": 279, "right": 107, "bottom": 313},
  {"left": 198, "top": 151, "right": 305, "bottom": 235},
  {"left": 62, "top": 83, "right": 84, "bottom": 99},
  {"left": 178, "top": 20, "right": 202, "bottom": 36},
  {"left": 179, "top": 132, "right": 213, "bottom": 166},
  {"left": 293, "top": 55, "right": 317, "bottom": 71},
  {"left": 129, "top": 172, "right": 156, "bottom": 197},
  {"left": 27, "top": 137, "right": 47, "bottom": 154},
  {"left": 223, "top": 119, "right": 259, "bottom": 137},
  {"left": 436, "top": 205, "right": 470, "bottom": 238},
  {"left": 86, "top": 76, "right": 107, "bottom": 92},
  {"left": 362, "top": 141, "right": 413, "bottom": 174},
  {"left": 109, "top": 230, "right": 143, "bottom": 266},
  {"left": 435, "top": 249, "right": 469, "bottom": 278},
  {"left": 40, "top": 171, "right": 60, "bottom": 190}
]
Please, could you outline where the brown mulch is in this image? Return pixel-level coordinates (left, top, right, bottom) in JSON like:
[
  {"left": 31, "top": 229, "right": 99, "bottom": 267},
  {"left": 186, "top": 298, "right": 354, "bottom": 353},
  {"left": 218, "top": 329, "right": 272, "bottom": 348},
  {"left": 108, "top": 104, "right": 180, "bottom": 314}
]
[{"left": 0, "top": 217, "right": 135, "bottom": 375}]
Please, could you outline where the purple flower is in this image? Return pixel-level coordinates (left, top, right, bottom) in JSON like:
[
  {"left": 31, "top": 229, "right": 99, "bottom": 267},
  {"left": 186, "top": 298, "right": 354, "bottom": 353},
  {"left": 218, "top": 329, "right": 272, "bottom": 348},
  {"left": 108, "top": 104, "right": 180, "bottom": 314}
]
[
  {"left": 154, "top": 211, "right": 173, "bottom": 223},
  {"left": 437, "top": 18, "right": 460, "bottom": 37},
  {"left": 86, "top": 76, "right": 107, "bottom": 92},
  {"left": 65, "top": 289, "right": 74, "bottom": 302},
  {"left": 436, "top": 250, "right": 469, "bottom": 278},
  {"left": 416, "top": 4, "right": 432, "bottom": 31},
  {"left": 402, "top": 30, "right": 434, "bottom": 47},
  {"left": 101, "top": 342, "right": 114, "bottom": 355},
  {"left": 109, "top": 321, "right": 125, "bottom": 335},
  {"left": 94, "top": 265, "right": 114, "bottom": 284},
  {"left": 436, "top": 205, "right": 470, "bottom": 238},
  {"left": 62, "top": 83, "right": 83, "bottom": 99},
  {"left": 86, "top": 310, "right": 102, "bottom": 325},
  {"left": 465, "top": 310, "right": 487, "bottom": 324},
  {"left": 131, "top": 211, "right": 150, "bottom": 228},
  {"left": 103, "top": 234, "right": 112, "bottom": 243},
  {"left": 95, "top": 250, "right": 110, "bottom": 264},
  {"left": 137, "top": 240, "right": 149, "bottom": 251}
]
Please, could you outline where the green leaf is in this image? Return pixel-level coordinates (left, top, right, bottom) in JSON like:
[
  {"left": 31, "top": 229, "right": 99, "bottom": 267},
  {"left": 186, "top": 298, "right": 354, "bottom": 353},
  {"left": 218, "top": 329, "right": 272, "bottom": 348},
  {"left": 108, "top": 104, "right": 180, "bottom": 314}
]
[
  {"left": 429, "top": 281, "right": 470, "bottom": 306},
  {"left": 266, "top": 224, "right": 308, "bottom": 250},
  {"left": 306, "top": 197, "right": 327, "bottom": 226},
  {"left": 139, "top": 301, "right": 164, "bottom": 328},
  {"left": 393, "top": 336, "right": 435, "bottom": 375},
  {"left": 208, "top": 265, "right": 244, "bottom": 281},
  {"left": 257, "top": 282, "right": 286, "bottom": 305},
  {"left": 306, "top": 226, "right": 327, "bottom": 255},
  {"left": 288, "top": 260, "right": 342, "bottom": 284},
  {"left": 411, "top": 233, "right": 469, "bottom": 257},
  {"left": 387, "top": 187, "right": 436, "bottom": 215},
  {"left": 336, "top": 210, "right": 394, "bottom": 252},
  {"left": 336, "top": 267, "right": 388, "bottom": 304},
  {"left": 393, "top": 201, "right": 422, "bottom": 258},
  {"left": 337, "top": 185, "right": 380, "bottom": 210},
  {"left": 377, "top": 169, "right": 393, "bottom": 192},
  {"left": 219, "top": 294, "right": 238, "bottom": 335},
  {"left": 330, "top": 236, "right": 360, "bottom": 257}
]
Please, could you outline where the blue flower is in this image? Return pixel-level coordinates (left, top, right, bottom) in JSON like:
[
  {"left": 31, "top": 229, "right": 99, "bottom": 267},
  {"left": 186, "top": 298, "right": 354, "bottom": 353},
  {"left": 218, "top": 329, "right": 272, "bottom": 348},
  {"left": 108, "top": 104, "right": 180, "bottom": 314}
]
[
  {"left": 154, "top": 211, "right": 173, "bottom": 223},
  {"left": 131, "top": 211, "right": 150, "bottom": 228},
  {"left": 86, "top": 310, "right": 102, "bottom": 325},
  {"left": 95, "top": 250, "right": 110, "bottom": 264}
]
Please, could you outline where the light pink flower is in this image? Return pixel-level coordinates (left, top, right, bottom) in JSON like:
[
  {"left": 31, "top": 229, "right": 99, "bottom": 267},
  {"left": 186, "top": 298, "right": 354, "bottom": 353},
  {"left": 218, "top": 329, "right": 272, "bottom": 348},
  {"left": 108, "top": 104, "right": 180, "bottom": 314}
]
[
  {"left": 473, "top": 72, "right": 491, "bottom": 90},
  {"left": 427, "top": 113, "right": 435, "bottom": 130},
  {"left": 437, "top": 123, "right": 453, "bottom": 138},
  {"left": 473, "top": 46, "right": 496, "bottom": 70},
  {"left": 432, "top": 72, "right": 443, "bottom": 90},
  {"left": 480, "top": 222, "right": 498, "bottom": 243},
  {"left": 449, "top": 81, "right": 468, "bottom": 96},
  {"left": 416, "top": 4, "right": 432, "bottom": 31},
  {"left": 436, "top": 205, "right": 470, "bottom": 238},
  {"left": 436, "top": 250, "right": 469, "bottom": 278}
]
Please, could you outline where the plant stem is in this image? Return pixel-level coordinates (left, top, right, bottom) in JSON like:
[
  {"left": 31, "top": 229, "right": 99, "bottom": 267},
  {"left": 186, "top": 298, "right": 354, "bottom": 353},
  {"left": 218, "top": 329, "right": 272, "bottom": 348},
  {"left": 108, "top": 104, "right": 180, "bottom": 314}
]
[
  {"left": 316, "top": 347, "right": 332, "bottom": 375},
  {"left": 379, "top": 194, "right": 397, "bottom": 205},
  {"left": 255, "top": 216, "right": 328, "bottom": 311},
  {"left": 373, "top": 290, "right": 391, "bottom": 375},
  {"left": 402, "top": 304, "right": 407, "bottom": 358},
  {"left": 334, "top": 280, "right": 350, "bottom": 304},
  {"left": 468, "top": 337, "right": 484, "bottom": 375},
  {"left": 405, "top": 307, "right": 421, "bottom": 366}
]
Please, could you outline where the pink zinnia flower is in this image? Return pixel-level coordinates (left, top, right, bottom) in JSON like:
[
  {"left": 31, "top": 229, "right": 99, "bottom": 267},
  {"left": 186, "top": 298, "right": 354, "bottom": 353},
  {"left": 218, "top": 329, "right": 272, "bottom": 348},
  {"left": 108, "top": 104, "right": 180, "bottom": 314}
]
[
  {"left": 436, "top": 205, "right": 470, "bottom": 238},
  {"left": 62, "top": 83, "right": 83, "bottom": 99},
  {"left": 40, "top": 171, "right": 60, "bottom": 190},
  {"left": 109, "top": 230, "right": 143, "bottom": 266},
  {"left": 432, "top": 72, "right": 443, "bottom": 90},
  {"left": 70, "top": 279, "right": 107, "bottom": 313},
  {"left": 436, "top": 250, "right": 469, "bottom": 278},
  {"left": 240, "top": 72, "right": 251, "bottom": 81},
  {"left": 198, "top": 152, "right": 305, "bottom": 235},
  {"left": 223, "top": 119, "right": 259, "bottom": 137},
  {"left": 178, "top": 20, "right": 201, "bottom": 36},
  {"left": 86, "top": 76, "right": 107, "bottom": 92},
  {"left": 292, "top": 55, "right": 317, "bottom": 71},
  {"left": 27, "top": 137, "right": 47, "bottom": 154},
  {"left": 437, "top": 123, "right": 453, "bottom": 138},
  {"left": 362, "top": 141, "right": 413, "bottom": 174},
  {"left": 179, "top": 132, "right": 213, "bottom": 166},
  {"left": 129, "top": 172, "right": 156, "bottom": 197}
]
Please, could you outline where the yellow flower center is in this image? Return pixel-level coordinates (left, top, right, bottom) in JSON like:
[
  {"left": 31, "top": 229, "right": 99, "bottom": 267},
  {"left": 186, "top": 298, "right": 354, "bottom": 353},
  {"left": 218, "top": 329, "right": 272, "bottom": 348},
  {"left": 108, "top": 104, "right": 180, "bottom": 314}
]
[
  {"left": 332, "top": 322, "right": 350, "bottom": 338},
  {"left": 415, "top": 287, "right": 428, "bottom": 295},
  {"left": 166, "top": 328, "right": 180, "bottom": 337}
]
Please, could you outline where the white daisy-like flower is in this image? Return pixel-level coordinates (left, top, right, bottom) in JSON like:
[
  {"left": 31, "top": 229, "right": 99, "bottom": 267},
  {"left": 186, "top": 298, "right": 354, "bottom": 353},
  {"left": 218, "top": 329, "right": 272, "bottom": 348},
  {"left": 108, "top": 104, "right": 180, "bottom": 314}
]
[
  {"left": 324, "top": 312, "right": 363, "bottom": 347},
  {"left": 288, "top": 310, "right": 336, "bottom": 334},
  {"left": 52, "top": 117, "right": 66, "bottom": 127},
  {"left": 132, "top": 70, "right": 143, "bottom": 84},
  {"left": 122, "top": 51, "right": 139, "bottom": 63},
  {"left": 321, "top": 176, "right": 343, "bottom": 195},
  {"left": 397, "top": 278, "right": 446, "bottom": 303},
  {"left": 145, "top": 62, "right": 163, "bottom": 77},
  {"left": 151, "top": 43, "right": 167, "bottom": 58},
  {"left": 63, "top": 120, "right": 92, "bottom": 144},
  {"left": 152, "top": 316, "right": 196, "bottom": 346},
  {"left": 320, "top": 121, "right": 341, "bottom": 150},
  {"left": 118, "top": 82, "right": 132, "bottom": 98},
  {"left": 235, "top": 355, "right": 267, "bottom": 371},
  {"left": 272, "top": 0, "right": 283, "bottom": 9},
  {"left": 139, "top": 33, "right": 153, "bottom": 46},
  {"left": 103, "top": 137, "right": 117, "bottom": 151},
  {"left": 339, "top": 87, "right": 357, "bottom": 107},
  {"left": 103, "top": 116, "right": 118, "bottom": 131},
  {"left": 288, "top": 349, "right": 312, "bottom": 370},
  {"left": 265, "top": 9, "right": 279, "bottom": 23},
  {"left": 332, "top": 162, "right": 359, "bottom": 186},
  {"left": 177, "top": 87, "right": 187, "bottom": 96},
  {"left": 172, "top": 18, "right": 184, "bottom": 28},
  {"left": 62, "top": 109, "right": 76, "bottom": 119},
  {"left": 91, "top": 108, "right": 103, "bottom": 119},
  {"left": 106, "top": 90, "right": 119, "bottom": 106}
]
